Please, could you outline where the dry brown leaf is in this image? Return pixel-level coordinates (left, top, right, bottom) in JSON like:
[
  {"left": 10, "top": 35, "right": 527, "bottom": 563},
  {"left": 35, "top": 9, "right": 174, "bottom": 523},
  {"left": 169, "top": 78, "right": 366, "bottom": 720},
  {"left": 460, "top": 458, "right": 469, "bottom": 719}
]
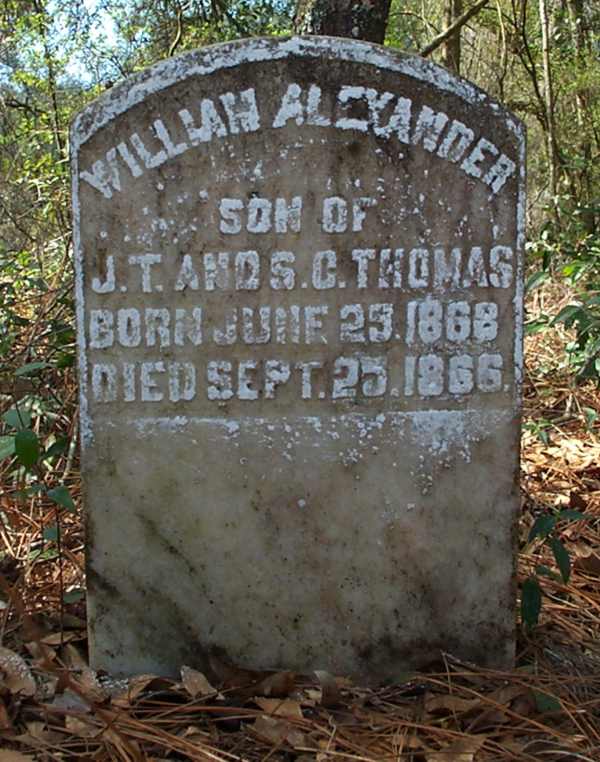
[
  {"left": 574, "top": 547, "right": 600, "bottom": 576},
  {"left": 251, "top": 715, "right": 308, "bottom": 749},
  {"left": 181, "top": 665, "right": 220, "bottom": 699},
  {"left": 0, "top": 752, "right": 36, "bottom": 762},
  {"left": 48, "top": 687, "right": 91, "bottom": 714},
  {"left": 314, "top": 670, "right": 341, "bottom": 707},
  {"left": 65, "top": 714, "right": 100, "bottom": 737},
  {"left": 255, "top": 697, "right": 304, "bottom": 719},
  {"left": 255, "top": 670, "right": 295, "bottom": 698},
  {"left": 425, "top": 693, "right": 480, "bottom": 714},
  {"left": 0, "top": 646, "right": 36, "bottom": 697},
  {"left": 426, "top": 734, "right": 486, "bottom": 762},
  {"left": 111, "top": 674, "right": 173, "bottom": 706},
  {"left": 39, "top": 631, "right": 78, "bottom": 646},
  {"left": 0, "top": 696, "right": 11, "bottom": 730}
]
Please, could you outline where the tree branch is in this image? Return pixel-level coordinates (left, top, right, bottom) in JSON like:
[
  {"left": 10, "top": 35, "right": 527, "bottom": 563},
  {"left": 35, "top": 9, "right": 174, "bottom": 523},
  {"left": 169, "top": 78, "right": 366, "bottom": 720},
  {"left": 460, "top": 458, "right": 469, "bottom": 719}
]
[{"left": 420, "top": 0, "right": 490, "bottom": 58}]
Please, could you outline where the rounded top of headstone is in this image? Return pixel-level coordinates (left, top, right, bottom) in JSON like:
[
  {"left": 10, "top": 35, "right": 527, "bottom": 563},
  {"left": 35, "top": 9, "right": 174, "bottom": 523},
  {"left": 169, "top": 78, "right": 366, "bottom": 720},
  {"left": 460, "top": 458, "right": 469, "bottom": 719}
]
[{"left": 71, "top": 35, "right": 524, "bottom": 150}]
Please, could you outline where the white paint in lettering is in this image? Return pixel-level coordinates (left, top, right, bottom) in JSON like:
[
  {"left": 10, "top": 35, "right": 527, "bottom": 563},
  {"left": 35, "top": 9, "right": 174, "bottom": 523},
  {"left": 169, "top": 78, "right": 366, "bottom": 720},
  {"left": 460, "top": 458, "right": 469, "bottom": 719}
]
[
  {"left": 264, "top": 360, "right": 290, "bottom": 399},
  {"left": 322, "top": 197, "right": 347, "bottom": 233},
  {"left": 89, "top": 309, "right": 114, "bottom": 348},
  {"left": 274, "top": 196, "right": 302, "bottom": 233},
  {"left": 129, "top": 131, "right": 167, "bottom": 169},
  {"left": 448, "top": 355, "right": 474, "bottom": 394},
  {"left": 489, "top": 245, "right": 513, "bottom": 288},
  {"left": 412, "top": 106, "right": 449, "bottom": 152},
  {"left": 145, "top": 308, "right": 170, "bottom": 347},
  {"left": 213, "top": 308, "right": 237, "bottom": 345},
  {"left": 92, "top": 363, "right": 117, "bottom": 402},
  {"left": 219, "top": 88, "right": 260, "bottom": 134},
  {"left": 247, "top": 197, "right": 271, "bottom": 233},
  {"left": 305, "top": 306, "right": 328, "bottom": 344},
  {"left": 378, "top": 248, "right": 403, "bottom": 288},
  {"left": 270, "top": 251, "right": 295, "bottom": 290},
  {"left": 477, "top": 353, "right": 503, "bottom": 392},
  {"left": 335, "top": 86, "right": 369, "bottom": 131},
  {"left": 242, "top": 306, "right": 271, "bottom": 344},
  {"left": 364, "top": 89, "right": 395, "bottom": 136},
  {"left": 296, "top": 361, "right": 322, "bottom": 399},
  {"left": 238, "top": 360, "right": 259, "bottom": 400},
  {"left": 484, "top": 154, "right": 516, "bottom": 193},
  {"left": 275, "top": 305, "right": 300, "bottom": 343},
  {"left": 352, "top": 248, "right": 375, "bottom": 288},
  {"left": 380, "top": 96, "right": 412, "bottom": 142},
  {"left": 152, "top": 118, "right": 188, "bottom": 157},
  {"left": 461, "top": 137, "right": 499, "bottom": 179},
  {"left": 312, "top": 250, "right": 337, "bottom": 290},
  {"left": 272, "top": 83, "right": 330, "bottom": 128},
  {"left": 408, "top": 248, "right": 429, "bottom": 288},
  {"left": 433, "top": 247, "right": 461, "bottom": 290},
  {"left": 141, "top": 361, "right": 165, "bottom": 402},
  {"left": 204, "top": 252, "right": 230, "bottom": 290},
  {"left": 178, "top": 98, "right": 228, "bottom": 145},
  {"left": 352, "top": 197, "right": 376, "bottom": 231},
  {"left": 169, "top": 362, "right": 196, "bottom": 402},
  {"left": 219, "top": 198, "right": 243, "bottom": 234},
  {"left": 117, "top": 308, "right": 141, "bottom": 347},
  {"left": 340, "top": 303, "right": 365, "bottom": 343},
  {"left": 236, "top": 251, "right": 260, "bottom": 290},
  {"left": 174, "top": 307, "right": 202, "bottom": 345},
  {"left": 463, "top": 247, "right": 489, "bottom": 288},
  {"left": 174, "top": 254, "right": 200, "bottom": 290},
  {"left": 207, "top": 360, "right": 233, "bottom": 400},
  {"left": 436, "top": 120, "right": 474, "bottom": 163},
  {"left": 473, "top": 302, "right": 498, "bottom": 341},
  {"left": 92, "top": 254, "right": 116, "bottom": 293},
  {"left": 369, "top": 303, "right": 393, "bottom": 342},
  {"left": 129, "top": 253, "right": 162, "bottom": 292}
]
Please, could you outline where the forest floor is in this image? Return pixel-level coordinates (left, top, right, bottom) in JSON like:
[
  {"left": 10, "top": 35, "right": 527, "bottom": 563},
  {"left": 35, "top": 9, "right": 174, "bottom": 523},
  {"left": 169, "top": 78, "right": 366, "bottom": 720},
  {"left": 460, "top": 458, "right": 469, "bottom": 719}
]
[{"left": 1, "top": 285, "right": 600, "bottom": 761}]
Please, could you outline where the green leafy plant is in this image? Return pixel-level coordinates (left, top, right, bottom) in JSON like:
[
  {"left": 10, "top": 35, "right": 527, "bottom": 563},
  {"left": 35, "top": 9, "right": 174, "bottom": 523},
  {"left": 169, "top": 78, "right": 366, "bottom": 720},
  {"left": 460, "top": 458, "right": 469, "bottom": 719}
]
[{"left": 521, "top": 509, "right": 586, "bottom": 629}]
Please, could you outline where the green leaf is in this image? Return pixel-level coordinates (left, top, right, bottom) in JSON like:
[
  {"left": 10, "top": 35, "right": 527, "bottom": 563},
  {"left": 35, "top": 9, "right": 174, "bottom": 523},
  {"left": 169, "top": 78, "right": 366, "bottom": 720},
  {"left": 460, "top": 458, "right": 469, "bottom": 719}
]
[
  {"left": 14, "top": 361, "right": 50, "bottom": 376},
  {"left": 47, "top": 485, "right": 75, "bottom": 512},
  {"left": 55, "top": 352, "right": 74, "bottom": 369},
  {"left": 43, "top": 525, "right": 58, "bottom": 542},
  {"left": 0, "top": 435, "right": 15, "bottom": 460},
  {"left": 525, "top": 271, "right": 549, "bottom": 293},
  {"left": 533, "top": 691, "right": 561, "bottom": 713},
  {"left": 63, "top": 588, "right": 85, "bottom": 604},
  {"left": 550, "top": 538, "right": 571, "bottom": 583},
  {"left": 557, "top": 510, "right": 586, "bottom": 523},
  {"left": 535, "top": 564, "right": 560, "bottom": 581},
  {"left": 521, "top": 576, "right": 542, "bottom": 629},
  {"left": 15, "top": 429, "right": 39, "bottom": 468},
  {"left": 2, "top": 407, "right": 31, "bottom": 430},
  {"left": 528, "top": 514, "right": 556, "bottom": 542},
  {"left": 551, "top": 304, "right": 583, "bottom": 327},
  {"left": 44, "top": 436, "right": 69, "bottom": 459}
]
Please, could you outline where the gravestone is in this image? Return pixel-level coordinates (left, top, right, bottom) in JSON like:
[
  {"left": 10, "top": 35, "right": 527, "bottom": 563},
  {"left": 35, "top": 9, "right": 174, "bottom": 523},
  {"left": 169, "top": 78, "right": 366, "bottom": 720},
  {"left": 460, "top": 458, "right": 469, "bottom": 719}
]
[{"left": 72, "top": 37, "right": 525, "bottom": 680}]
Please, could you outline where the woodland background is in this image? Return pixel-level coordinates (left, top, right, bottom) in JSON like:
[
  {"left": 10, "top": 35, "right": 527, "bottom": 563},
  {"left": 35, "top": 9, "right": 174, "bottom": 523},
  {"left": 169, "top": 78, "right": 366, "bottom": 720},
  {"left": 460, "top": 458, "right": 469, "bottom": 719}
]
[{"left": 0, "top": 1, "right": 600, "bottom": 760}]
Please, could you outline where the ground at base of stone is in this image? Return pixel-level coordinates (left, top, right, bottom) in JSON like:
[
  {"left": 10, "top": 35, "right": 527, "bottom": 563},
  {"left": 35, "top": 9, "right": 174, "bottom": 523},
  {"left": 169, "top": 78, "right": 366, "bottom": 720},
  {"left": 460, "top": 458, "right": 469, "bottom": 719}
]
[{"left": 1, "top": 292, "right": 600, "bottom": 761}]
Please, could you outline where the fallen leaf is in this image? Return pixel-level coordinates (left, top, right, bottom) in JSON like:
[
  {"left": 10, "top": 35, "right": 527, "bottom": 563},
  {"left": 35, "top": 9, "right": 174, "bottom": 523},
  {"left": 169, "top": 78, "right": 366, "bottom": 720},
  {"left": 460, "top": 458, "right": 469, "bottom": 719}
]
[
  {"left": 65, "top": 714, "right": 100, "bottom": 737},
  {"left": 426, "top": 734, "right": 486, "bottom": 761},
  {"left": 0, "top": 752, "right": 36, "bottom": 762},
  {"left": 251, "top": 715, "right": 308, "bottom": 749},
  {"left": 255, "top": 697, "right": 304, "bottom": 719},
  {"left": 254, "top": 670, "right": 295, "bottom": 698},
  {"left": 314, "top": 670, "right": 341, "bottom": 707},
  {"left": 181, "top": 665, "right": 220, "bottom": 699},
  {"left": 39, "top": 632, "right": 78, "bottom": 646},
  {"left": 0, "top": 646, "right": 36, "bottom": 697},
  {"left": 47, "top": 688, "right": 91, "bottom": 714},
  {"left": 574, "top": 547, "right": 600, "bottom": 576},
  {"left": 425, "top": 693, "right": 480, "bottom": 714},
  {"left": 111, "top": 674, "right": 173, "bottom": 706}
]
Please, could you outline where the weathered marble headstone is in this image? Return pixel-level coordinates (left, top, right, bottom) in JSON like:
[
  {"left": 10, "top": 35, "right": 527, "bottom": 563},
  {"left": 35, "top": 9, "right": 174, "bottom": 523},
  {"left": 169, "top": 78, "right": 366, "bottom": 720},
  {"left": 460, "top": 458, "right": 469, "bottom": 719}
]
[{"left": 72, "top": 37, "right": 525, "bottom": 680}]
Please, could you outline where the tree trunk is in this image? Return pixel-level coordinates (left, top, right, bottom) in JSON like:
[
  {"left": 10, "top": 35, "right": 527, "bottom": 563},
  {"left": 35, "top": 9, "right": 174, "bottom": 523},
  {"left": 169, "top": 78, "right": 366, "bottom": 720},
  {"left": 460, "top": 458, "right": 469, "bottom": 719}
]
[
  {"left": 294, "top": 0, "right": 392, "bottom": 45},
  {"left": 442, "top": 0, "right": 463, "bottom": 74},
  {"left": 538, "top": 0, "right": 559, "bottom": 216}
]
